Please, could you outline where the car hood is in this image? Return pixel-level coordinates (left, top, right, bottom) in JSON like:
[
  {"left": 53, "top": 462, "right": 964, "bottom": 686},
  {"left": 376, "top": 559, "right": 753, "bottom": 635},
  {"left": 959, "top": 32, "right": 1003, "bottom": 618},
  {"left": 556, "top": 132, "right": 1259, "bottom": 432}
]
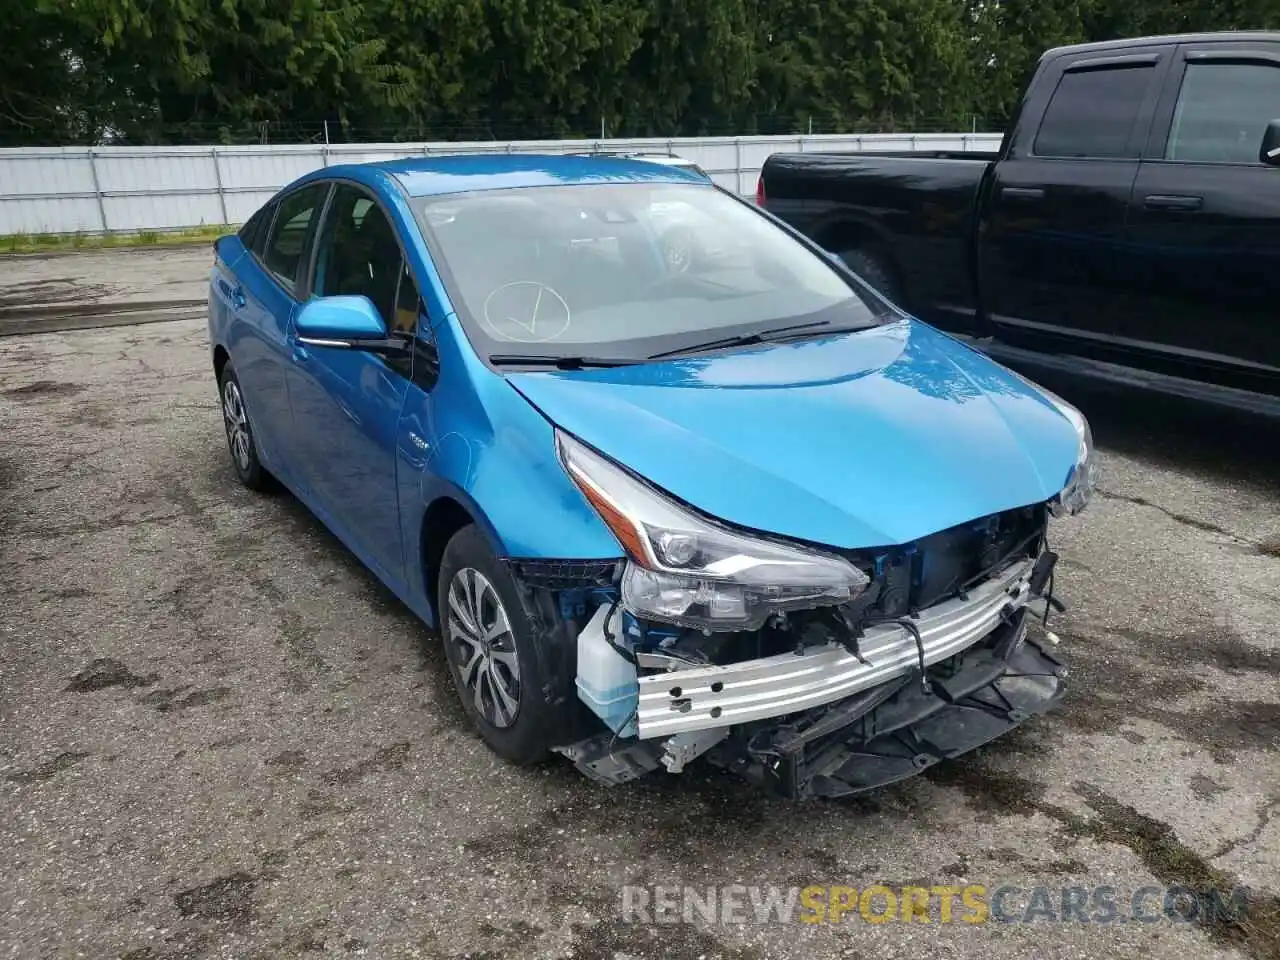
[{"left": 506, "top": 319, "right": 1080, "bottom": 549}]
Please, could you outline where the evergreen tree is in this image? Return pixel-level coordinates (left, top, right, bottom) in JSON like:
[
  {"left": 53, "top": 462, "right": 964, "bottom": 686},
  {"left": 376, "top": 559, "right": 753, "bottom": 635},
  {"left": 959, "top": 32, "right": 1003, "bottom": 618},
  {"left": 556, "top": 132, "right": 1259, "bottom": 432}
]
[{"left": 6, "top": 0, "right": 1280, "bottom": 146}]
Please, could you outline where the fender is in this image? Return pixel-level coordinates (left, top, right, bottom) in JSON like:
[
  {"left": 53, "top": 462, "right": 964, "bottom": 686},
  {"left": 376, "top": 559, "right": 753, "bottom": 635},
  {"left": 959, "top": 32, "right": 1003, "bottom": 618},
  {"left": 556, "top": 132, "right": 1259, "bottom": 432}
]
[
  {"left": 394, "top": 312, "right": 625, "bottom": 624},
  {"left": 736, "top": 191, "right": 900, "bottom": 304},
  {"left": 807, "top": 210, "right": 899, "bottom": 263}
]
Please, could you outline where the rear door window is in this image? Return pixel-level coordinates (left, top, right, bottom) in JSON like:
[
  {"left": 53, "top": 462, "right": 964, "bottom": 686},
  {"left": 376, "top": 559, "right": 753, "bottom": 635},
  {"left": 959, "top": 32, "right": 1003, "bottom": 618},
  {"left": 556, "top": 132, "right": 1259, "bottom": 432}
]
[
  {"left": 261, "top": 184, "right": 327, "bottom": 294},
  {"left": 1166, "top": 61, "right": 1280, "bottom": 163},
  {"left": 1034, "top": 65, "right": 1156, "bottom": 159}
]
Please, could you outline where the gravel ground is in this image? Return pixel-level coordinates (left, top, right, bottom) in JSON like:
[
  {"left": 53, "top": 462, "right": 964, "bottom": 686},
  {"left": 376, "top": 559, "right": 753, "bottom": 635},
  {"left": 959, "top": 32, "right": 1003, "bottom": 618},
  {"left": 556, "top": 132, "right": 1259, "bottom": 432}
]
[
  {"left": 0, "top": 247, "right": 210, "bottom": 309},
  {"left": 0, "top": 248, "right": 209, "bottom": 337},
  {"left": 0, "top": 250, "right": 1277, "bottom": 960}
]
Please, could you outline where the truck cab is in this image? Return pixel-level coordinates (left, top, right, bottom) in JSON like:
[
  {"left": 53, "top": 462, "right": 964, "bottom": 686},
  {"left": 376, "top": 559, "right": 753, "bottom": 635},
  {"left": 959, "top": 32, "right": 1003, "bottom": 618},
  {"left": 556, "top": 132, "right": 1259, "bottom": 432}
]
[
  {"left": 761, "top": 32, "right": 1280, "bottom": 414},
  {"left": 983, "top": 32, "right": 1280, "bottom": 402}
]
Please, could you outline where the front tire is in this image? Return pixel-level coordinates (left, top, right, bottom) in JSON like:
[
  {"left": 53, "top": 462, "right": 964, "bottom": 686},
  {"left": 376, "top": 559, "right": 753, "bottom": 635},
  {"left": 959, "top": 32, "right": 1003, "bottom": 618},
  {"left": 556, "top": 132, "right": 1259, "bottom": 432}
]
[
  {"left": 218, "top": 362, "right": 272, "bottom": 491},
  {"left": 437, "top": 526, "right": 563, "bottom": 764}
]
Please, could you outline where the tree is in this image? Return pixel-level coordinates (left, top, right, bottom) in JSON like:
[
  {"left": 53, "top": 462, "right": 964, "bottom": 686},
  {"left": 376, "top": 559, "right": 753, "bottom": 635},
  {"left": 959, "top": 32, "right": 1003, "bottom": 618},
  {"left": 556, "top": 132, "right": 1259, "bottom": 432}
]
[
  {"left": 1086, "top": 0, "right": 1280, "bottom": 39},
  {"left": 41, "top": 0, "right": 413, "bottom": 143},
  {"left": 751, "top": 0, "right": 982, "bottom": 132},
  {"left": 967, "top": 0, "right": 1090, "bottom": 126},
  {"left": 7, "top": 0, "right": 1280, "bottom": 146},
  {"left": 1, "top": 2, "right": 122, "bottom": 145}
]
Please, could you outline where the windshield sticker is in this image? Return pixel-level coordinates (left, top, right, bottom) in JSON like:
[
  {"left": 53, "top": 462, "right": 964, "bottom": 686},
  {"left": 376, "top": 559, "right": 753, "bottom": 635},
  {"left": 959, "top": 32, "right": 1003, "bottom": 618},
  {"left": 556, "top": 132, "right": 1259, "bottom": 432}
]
[{"left": 481, "top": 281, "right": 572, "bottom": 342}]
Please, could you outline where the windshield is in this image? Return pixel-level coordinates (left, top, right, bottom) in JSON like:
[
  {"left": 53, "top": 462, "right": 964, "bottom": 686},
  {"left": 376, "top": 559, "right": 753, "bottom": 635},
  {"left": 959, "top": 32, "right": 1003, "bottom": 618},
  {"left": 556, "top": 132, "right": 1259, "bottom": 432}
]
[{"left": 414, "top": 183, "right": 893, "bottom": 362}]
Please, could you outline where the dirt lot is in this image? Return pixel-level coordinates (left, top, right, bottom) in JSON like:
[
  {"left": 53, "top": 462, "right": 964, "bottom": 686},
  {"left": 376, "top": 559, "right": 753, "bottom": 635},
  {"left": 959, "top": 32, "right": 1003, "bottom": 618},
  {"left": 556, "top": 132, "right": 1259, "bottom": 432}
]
[
  {"left": 0, "top": 249, "right": 1278, "bottom": 960},
  {"left": 0, "top": 247, "right": 208, "bottom": 337}
]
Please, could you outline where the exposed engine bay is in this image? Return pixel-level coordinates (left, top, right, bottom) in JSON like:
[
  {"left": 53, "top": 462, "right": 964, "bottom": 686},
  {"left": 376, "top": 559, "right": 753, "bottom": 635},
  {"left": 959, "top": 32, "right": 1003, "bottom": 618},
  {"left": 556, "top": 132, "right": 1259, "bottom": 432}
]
[{"left": 514, "top": 503, "right": 1069, "bottom": 800}]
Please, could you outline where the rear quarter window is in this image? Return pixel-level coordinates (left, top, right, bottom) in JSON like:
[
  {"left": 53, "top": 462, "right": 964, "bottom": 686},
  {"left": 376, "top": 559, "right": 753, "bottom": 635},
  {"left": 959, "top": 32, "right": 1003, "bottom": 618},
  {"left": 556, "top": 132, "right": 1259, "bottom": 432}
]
[{"left": 238, "top": 204, "right": 275, "bottom": 257}]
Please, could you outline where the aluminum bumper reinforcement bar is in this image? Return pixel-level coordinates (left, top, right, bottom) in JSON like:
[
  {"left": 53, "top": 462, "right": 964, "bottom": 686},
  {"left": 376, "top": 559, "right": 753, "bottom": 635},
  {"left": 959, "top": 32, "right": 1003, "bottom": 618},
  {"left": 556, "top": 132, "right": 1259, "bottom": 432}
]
[{"left": 636, "top": 558, "right": 1036, "bottom": 738}]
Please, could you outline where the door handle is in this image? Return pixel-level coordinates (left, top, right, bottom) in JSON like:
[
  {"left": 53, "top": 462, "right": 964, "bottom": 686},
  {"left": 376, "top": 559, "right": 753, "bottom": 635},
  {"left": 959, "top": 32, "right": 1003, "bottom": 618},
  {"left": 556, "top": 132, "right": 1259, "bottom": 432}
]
[
  {"left": 232, "top": 286, "right": 246, "bottom": 309},
  {"left": 1001, "top": 186, "right": 1046, "bottom": 201},
  {"left": 1143, "top": 194, "right": 1203, "bottom": 211}
]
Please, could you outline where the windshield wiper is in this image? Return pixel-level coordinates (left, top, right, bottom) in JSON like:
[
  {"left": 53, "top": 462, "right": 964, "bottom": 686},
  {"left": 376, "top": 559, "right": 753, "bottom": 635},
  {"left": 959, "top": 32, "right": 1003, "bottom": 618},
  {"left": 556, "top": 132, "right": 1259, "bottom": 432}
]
[
  {"left": 490, "top": 354, "right": 638, "bottom": 369},
  {"left": 648, "top": 319, "right": 869, "bottom": 360},
  {"left": 765, "top": 322, "right": 877, "bottom": 343}
]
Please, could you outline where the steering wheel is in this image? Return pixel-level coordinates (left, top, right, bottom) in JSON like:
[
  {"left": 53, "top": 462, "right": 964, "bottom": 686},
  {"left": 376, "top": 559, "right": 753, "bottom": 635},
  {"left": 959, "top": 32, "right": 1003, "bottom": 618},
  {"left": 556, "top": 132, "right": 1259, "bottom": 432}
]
[
  {"left": 626, "top": 226, "right": 704, "bottom": 301},
  {"left": 658, "top": 225, "right": 698, "bottom": 275}
]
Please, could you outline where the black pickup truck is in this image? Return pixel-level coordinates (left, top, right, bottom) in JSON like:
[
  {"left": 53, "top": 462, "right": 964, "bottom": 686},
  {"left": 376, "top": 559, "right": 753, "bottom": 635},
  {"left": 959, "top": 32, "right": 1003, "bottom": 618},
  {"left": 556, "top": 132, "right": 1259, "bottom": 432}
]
[{"left": 759, "top": 32, "right": 1280, "bottom": 415}]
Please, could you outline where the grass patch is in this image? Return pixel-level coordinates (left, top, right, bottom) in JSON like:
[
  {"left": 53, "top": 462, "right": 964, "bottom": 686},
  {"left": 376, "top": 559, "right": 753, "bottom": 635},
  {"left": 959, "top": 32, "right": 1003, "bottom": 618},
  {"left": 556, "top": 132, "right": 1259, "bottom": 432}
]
[{"left": 0, "top": 224, "right": 233, "bottom": 255}]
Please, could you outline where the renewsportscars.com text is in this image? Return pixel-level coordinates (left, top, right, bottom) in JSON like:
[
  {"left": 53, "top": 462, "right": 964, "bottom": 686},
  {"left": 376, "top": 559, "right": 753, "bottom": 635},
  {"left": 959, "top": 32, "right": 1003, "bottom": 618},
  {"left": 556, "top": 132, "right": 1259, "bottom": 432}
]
[{"left": 620, "top": 883, "right": 1251, "bottom": 926}]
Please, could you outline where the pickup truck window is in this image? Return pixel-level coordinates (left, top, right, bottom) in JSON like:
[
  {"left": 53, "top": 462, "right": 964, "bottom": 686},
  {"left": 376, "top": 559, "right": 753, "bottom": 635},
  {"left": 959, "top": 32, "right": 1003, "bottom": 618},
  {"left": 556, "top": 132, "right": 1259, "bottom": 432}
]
[
  {"left": 1034, "top": 65, "right": 1155, "bottom": 159},
  {"left": 1167, "top": 62, "right": 1280, "bottom": 163}
]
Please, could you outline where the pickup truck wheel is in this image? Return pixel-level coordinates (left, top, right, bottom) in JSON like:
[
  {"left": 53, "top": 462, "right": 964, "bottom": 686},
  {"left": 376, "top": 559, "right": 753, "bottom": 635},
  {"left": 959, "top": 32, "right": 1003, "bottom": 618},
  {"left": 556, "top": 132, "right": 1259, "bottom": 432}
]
[
  {"left": 437, "top": 525, "right": 558, "bottom": 765},
  {"left": 839, "top": 249, "right": 902, "bottom": 303}
]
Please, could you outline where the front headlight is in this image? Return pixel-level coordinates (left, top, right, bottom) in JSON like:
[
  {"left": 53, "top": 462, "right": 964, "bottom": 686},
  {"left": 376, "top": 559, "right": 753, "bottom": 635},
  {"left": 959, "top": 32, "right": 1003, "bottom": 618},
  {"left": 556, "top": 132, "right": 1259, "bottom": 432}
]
[
  {"left": 1040, "top": 388, "right": 1099, "bottom": 517},
  {"left": 556, "top": 431, "right": 869, "bottom": 630}
]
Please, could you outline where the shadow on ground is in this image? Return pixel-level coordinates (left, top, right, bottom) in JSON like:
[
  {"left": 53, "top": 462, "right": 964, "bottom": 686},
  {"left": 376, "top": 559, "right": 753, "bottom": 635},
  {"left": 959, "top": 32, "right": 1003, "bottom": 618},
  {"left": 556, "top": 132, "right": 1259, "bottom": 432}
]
[{"left": 1022, "top": 368, "right": 1280, "bottom": 494}]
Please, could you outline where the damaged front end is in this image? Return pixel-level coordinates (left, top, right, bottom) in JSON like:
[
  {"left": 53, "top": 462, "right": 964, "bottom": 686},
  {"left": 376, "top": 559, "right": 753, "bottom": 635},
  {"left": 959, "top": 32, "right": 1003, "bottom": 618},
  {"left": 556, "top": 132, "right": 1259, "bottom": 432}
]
[
  {"left": 713, "top": 607, "right": 1067, "bottom": 799},
  {"left": 553, "top": 526, "right": 1067, "bottom": 800},
  {"left": 529, "top": 428, "right": 1076, "bottom": 798}
]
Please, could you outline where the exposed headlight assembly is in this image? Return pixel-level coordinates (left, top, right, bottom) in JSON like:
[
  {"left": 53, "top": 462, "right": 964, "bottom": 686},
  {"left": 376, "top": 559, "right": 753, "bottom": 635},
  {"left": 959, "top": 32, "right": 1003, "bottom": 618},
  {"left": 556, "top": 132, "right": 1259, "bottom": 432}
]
[
  {"left": 1040, "top": 387, "right": 1099, "bottom": 517},
  {"left": 556, "top": 431, "right": 869, "bottom": 631}
]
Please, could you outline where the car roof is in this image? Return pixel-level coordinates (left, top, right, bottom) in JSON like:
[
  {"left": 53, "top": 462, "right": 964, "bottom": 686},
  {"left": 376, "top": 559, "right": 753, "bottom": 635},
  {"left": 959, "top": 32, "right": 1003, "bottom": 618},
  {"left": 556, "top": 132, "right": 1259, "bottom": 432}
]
[
  {"left": 574, "top": 152, "right": 699, "bottom": 165},
  {"left": 326, "top": 153, "right": 709, "bottom": 198},
  {"left": 1043, "top": 30, "right": 1280, "bottom": 60}
]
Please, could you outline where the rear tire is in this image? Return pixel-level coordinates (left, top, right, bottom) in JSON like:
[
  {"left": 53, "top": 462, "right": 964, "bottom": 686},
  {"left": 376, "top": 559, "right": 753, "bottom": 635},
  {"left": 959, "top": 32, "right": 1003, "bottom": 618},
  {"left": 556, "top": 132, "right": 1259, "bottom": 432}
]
[
  {"left": 839, "top": 248, "right": 903, "bottom": 304},
  {"left": 218, "top": 362, "right": 273, "bottom": 492},
  {"left": 437, "top": 525, "right": 563, "bottom": 765}
]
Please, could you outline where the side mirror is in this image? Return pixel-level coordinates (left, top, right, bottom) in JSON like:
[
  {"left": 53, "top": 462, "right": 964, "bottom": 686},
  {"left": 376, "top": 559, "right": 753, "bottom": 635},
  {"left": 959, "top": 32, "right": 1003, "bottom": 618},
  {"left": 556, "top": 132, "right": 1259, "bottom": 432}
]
[
  {"left": 296, "top": 296, "right": 408, "bottom": 355},
  {"left": 1260, "top": 119, "right": 1280, "bottom": 166}
]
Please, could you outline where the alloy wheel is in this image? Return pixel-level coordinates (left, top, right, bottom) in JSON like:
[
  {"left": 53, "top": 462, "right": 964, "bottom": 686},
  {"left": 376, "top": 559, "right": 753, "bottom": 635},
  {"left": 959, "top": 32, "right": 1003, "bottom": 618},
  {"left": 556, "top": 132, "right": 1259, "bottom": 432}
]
[
  {"left": 222, "top": 379, "right": 251, "bottom": 472},
  {"left": 446, "top": 567, "right": 522, "bottom": 728}
]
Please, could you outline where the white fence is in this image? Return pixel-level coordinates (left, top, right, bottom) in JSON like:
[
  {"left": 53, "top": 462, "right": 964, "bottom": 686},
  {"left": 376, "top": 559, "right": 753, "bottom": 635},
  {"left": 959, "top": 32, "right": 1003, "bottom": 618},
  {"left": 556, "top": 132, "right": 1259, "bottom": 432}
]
[{"left": 0, "top": 132, "right": 1001, "bottom": 236}]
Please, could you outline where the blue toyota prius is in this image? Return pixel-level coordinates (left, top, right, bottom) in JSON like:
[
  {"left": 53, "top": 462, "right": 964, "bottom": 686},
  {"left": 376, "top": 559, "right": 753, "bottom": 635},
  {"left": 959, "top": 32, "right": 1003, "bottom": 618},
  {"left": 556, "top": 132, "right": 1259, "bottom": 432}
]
[{"left": 208, "top": 154, "right": 1096, "bottom": 798}]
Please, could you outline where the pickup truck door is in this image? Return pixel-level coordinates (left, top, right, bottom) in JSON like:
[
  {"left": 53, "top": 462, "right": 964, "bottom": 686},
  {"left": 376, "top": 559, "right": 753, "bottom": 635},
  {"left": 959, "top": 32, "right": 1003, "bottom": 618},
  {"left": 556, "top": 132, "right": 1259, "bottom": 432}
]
[
  {"left": 979, "top": 47, "right": 1175, "bottom": 350},
  {"left": 1122, "top": 41, "right": 1280, "bottom": 392}
]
